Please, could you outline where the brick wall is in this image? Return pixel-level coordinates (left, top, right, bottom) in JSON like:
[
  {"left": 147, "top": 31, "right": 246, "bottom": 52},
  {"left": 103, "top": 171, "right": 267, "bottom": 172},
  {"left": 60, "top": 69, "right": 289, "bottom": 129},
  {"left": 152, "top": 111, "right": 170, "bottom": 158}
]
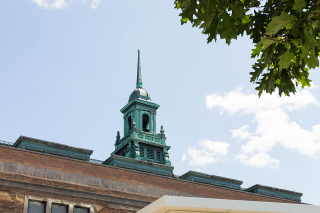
[
  {"left": 0, "top": 145, "right": 297, "bottom": 204},
  {"left": 0, "top": 185, "right": 23, "bottom": 213}
]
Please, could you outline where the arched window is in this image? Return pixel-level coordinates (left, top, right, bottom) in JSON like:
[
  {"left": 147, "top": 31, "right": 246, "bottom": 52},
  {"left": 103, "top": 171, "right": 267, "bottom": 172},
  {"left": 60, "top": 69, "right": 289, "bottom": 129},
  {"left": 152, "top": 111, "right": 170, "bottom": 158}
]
[
  {"left": 128, "top": 116, "right": 132, "bottom": 131},
  {"left": 142, "top": 114, "right": 149, "bottom": 132}
]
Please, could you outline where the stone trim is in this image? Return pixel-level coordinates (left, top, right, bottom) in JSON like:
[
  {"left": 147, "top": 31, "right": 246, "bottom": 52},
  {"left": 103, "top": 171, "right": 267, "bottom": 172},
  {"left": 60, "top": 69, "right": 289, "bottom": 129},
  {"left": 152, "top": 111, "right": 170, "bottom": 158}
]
[
  {"left": 0, "top": 160, "right": 200, "bottom": 199},
  {"left": 0, "top": 177, "right": 148, "bottom": 211}
]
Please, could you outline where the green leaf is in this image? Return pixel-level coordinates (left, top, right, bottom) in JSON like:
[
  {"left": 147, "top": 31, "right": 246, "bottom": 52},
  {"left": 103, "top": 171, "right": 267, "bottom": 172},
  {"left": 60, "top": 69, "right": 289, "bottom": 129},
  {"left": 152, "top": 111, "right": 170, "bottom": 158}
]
[
  {"left": 292, "top": 0, "right": 306, "bottom": 13},
  {"left": 250, "top": 63, "right": 265, "bottom": 82},
  {"left": 293, "top": 39, "right": 309, "bottom": 60},
  {"left": 278, "top": 52, "right": 295, "bottom": 70},
  {"left": 265, "top": 12, "right": 297, "bottom": 36},
  {"left": 251, "top": 45, "right": 261, "bottom": 58},
  {"left": 298, "top": 75, "right": 311, "bottom": 88},
  {"left": 175, "top": 1, "right": 181, "bottom": 9},
  {"left": 181, "top": 17, "right": 189, "bottom": 23},
  {"left": 303, "top": 30, "right": 320, "bottom": 49},
  {"left": 310, "top": 20, "right": 319, "bottom": 29},
  {"left": 174, "top": 0, "right": 319, "bottom": 96},
  {"left": 306, "top": 9, "right": 320, "bottom": 21},
  {"left": 242, "top": 15, "right": 251, "bottom": 25},
  {"left": 301, "top": 45, "right": 309, "bottom": 60},
  {"left": 291, "top": 39, "right": 300, "bottom": 48},
  {"left": 229, "top": 2, "right": 245, "bottom": 19},
  {"left": 179, "top": 0, "right": 192, "bottom": 9},
  {"left": 305, "top": 54, "right": 319, "bottom": 69},
  {"left": 257, "top": 37, "right": 277, "bottom": 50},
  {"left": 291, "top": 23, "right": 300, "bottom": 37},
  {"left": 193, "top": 18, "right": 202, "bottom": 27}
]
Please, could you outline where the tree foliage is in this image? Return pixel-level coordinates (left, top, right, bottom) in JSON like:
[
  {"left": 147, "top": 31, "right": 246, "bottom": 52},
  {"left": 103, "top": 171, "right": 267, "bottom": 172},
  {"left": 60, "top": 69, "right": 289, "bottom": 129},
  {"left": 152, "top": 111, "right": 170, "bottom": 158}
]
[{"left": 175, "top": 0, "right": 320, "bottom": 96}]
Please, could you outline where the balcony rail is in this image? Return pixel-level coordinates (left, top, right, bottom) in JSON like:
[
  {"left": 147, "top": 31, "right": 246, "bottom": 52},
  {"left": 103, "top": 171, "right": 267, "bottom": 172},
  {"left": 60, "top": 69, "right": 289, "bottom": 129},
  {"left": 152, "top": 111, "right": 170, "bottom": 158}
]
[
  {"left": 0, "top": 140, "right": 14, "bottom": 146},
  {"left": 89, "top": 158, "right": 103, "bottom": 164}
]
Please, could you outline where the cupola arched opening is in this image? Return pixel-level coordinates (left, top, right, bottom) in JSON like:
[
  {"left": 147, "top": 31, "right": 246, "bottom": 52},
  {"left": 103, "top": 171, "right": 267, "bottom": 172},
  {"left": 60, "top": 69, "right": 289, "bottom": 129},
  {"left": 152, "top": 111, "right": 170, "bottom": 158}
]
[
  {"left": 128, "top": 116, "right": 132, "bottom": 131},
  {"left": 142, "top": 114, "right": 149, "bottom": 132}
]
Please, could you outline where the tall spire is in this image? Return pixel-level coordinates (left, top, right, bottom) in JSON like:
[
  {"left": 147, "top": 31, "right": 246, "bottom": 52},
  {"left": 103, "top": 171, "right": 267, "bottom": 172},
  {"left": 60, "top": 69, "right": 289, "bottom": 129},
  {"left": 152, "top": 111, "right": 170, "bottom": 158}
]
[{"left": 136, "top": 50, "right": 143, "bottom": 88}]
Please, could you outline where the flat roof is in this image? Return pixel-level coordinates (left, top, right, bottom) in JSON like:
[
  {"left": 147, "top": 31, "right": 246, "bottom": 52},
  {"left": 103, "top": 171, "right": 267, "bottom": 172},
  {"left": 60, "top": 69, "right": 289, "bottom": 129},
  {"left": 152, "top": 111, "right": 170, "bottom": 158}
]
[
  {"left": 137, "top": 196, "right": 320, "bottom": 213},
  {"left": 13, "top": 136, "right": 93, "bottom": 155},
  {"left": 179, "top": 170, "right": 243, "bottom": 185}
]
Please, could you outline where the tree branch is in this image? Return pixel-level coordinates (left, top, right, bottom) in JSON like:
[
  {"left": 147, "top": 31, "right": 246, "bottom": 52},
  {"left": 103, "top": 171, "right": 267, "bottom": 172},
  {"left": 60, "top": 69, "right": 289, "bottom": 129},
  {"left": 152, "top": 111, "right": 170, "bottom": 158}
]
[
  {"left": 285, "top": 0, "right": 319, "bottom": 39},
  {"left": 299, "top": 0, "right": 319, "bottom": 27}
]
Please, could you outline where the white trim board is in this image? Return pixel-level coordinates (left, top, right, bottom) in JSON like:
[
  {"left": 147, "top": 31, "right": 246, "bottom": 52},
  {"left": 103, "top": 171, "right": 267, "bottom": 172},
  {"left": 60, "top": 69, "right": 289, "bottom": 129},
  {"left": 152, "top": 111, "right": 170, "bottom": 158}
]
[{"left": 137, "top": 196, "right": 320, "bottom": 213}]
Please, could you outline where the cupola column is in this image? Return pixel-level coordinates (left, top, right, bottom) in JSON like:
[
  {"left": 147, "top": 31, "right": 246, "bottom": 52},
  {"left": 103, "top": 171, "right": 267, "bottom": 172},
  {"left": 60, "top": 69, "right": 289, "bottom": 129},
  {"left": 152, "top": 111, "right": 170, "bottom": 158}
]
[
  {"left": 139, "top": 110, "right": 142, "bottom": 130},
  {"left": 153, "top": 112, "right": 157, "bottom": 133},
  {"left": 134, "top": 108, "right": 138, "bottom": 128},
  {"left": 150, "top": 112, "right": 154, "bottom": 133}
]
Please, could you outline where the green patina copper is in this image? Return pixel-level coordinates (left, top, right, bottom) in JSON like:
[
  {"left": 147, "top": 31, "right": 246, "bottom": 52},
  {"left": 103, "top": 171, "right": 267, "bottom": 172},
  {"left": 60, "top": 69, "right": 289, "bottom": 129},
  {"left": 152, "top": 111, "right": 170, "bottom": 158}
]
[
  {"left": 179, "top": 171, "right": 243, "bottom": 190},
  {"left": 13, "top": 136, "right": 93, "bottom": 161},
  {"left": 136, "top": 50, "right": 143, "bottom": 89},
  {"left": 245, "top": 184, "right": 302, "bottom": 202},
  {"left": 104, "top": 50, "right": 173, "bottom": 176}
]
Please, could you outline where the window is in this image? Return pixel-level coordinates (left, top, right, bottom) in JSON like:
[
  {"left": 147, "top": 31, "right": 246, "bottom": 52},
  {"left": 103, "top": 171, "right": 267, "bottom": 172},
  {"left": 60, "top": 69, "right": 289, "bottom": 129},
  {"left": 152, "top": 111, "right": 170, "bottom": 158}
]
[
  {"left": 74, "top": 207, "right": 89, "bottom": 213},
  {"left": 24, "top": 195, "right": 94, "bottom": 213},
  {"left": 128, "top": 116, "right": 132, "bottom": 131},
  {"left": 52, "top": 204, "right": 68, "bottom": 213},
  {"left": 142, "top": 114, "right": 149, "bottom": 132},
  {"left": 28, "top": 200, "right": 46, "bottom": 213}
]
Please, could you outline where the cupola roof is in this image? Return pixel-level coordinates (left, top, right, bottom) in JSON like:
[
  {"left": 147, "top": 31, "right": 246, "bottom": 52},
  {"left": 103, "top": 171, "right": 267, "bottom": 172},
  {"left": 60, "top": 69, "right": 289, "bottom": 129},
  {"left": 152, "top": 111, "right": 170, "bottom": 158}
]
[{"left": 129, "top": 88, "right": 151, "bottom": 102}]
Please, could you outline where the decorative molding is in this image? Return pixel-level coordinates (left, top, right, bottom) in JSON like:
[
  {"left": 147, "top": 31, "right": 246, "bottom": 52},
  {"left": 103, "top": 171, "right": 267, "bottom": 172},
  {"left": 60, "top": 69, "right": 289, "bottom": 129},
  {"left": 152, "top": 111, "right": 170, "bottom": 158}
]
[{"left": 0, "top": 160, "right": 200, "bottom": 200}]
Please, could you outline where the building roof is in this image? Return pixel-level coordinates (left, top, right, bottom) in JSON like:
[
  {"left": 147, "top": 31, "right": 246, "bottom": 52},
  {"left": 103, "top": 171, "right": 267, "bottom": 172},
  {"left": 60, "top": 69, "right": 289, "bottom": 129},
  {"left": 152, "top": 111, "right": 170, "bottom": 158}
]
[
  {"left": 137, "top": 196, "right": 320, "bottom": 213},
  {"left": 13, "top": 136, "right": 93, "bottom": 155},
  {"left": 0, "top": 144, "right": 304, "bottom": 204},
  {"left": 129, "top": 87, "right": 151, "bottom": 102}
]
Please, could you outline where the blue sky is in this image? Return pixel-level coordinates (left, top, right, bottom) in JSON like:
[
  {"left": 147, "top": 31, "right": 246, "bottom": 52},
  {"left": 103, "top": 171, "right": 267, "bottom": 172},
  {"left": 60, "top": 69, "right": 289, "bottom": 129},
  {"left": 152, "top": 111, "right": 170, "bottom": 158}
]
[{"left": 1, "top": 0, "right": 320, "bottom": 205}]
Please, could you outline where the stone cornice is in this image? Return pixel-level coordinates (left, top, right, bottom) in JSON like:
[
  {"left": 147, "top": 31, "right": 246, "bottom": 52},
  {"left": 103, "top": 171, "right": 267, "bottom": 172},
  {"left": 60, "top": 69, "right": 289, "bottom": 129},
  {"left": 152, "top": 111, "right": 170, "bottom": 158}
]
[{"left": 120, "top": 99, "right": 159, "bottom": 114}]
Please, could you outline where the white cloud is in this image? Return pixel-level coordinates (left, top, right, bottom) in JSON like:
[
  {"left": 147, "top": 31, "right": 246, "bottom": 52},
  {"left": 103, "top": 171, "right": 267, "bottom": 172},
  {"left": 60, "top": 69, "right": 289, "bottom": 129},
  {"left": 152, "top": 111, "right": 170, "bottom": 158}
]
[
  {"left": 234, "top": 153, "right": 280, "bottom": 168},
  {"left": 206, "top": 87, "right": 320, "bottom": 168},
  {"left": 231, "top": 125, "right": 251, "bottom": 140},
  {"left": 32, "top": 0, "right": 101, "bottom": 9},
  {"left": 181, "top": 153, "right": 187, "bottom": 162},
  {"left": 186, "top": 139, "right": 230, "bottom": 166},
  {"left": 32, "top": 0, "right": 67, "bottom": 9},
  {"left": 90, "top": 0, "right": 101, "bottom": 9}
]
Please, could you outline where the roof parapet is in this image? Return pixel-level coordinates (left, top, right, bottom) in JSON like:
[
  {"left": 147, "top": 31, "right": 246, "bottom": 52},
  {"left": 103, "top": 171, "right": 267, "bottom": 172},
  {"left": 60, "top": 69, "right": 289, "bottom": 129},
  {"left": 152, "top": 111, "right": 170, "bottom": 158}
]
[
  {"left": 245, "top": 184, "right": 302, "bottom": 202},
  {"left": 179, "top": 170, "right": 243, "bottom": 190}
]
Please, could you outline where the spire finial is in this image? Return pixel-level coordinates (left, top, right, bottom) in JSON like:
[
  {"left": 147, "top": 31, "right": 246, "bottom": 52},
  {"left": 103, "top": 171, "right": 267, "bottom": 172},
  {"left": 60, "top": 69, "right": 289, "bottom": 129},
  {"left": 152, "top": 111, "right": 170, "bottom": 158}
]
[
  {"left": 136, "top": 49, "right": 143, "bottom": 88},
  {"left": 160, "top": 125, "right": 165, "bottom": 134}
]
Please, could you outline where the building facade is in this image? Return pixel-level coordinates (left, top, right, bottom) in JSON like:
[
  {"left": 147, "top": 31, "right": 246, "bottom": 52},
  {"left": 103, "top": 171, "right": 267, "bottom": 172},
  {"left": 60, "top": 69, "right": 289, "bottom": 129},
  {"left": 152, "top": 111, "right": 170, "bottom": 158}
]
[{"left": 0, "top": 51, "right": 308, "bottom": 213}]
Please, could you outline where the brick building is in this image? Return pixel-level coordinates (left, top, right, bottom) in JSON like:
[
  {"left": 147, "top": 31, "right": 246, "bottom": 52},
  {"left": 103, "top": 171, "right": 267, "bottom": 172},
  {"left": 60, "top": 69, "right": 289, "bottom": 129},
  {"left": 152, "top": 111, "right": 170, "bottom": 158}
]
[{"left": 0, "top": 51, "right": 317, "bottom": 213}]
